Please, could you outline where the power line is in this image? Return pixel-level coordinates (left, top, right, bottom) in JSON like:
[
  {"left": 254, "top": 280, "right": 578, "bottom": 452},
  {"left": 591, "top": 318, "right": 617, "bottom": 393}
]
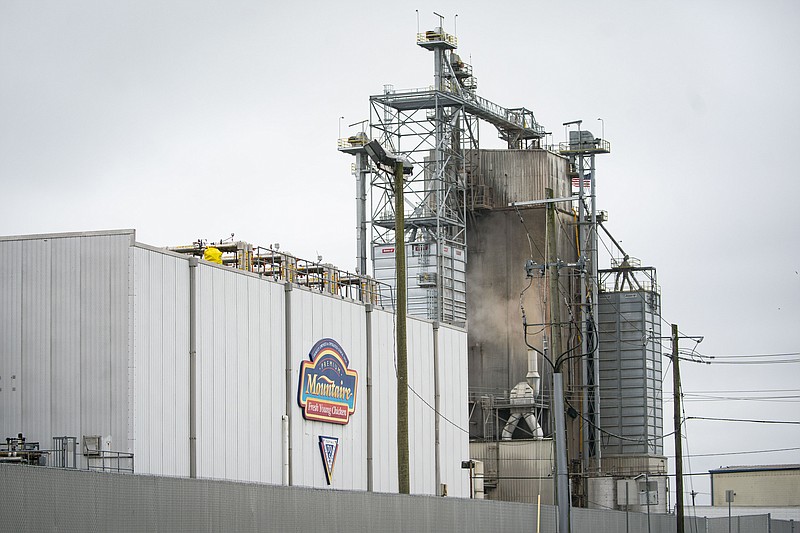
[
  {"left": 699, "top": 351, "right": 800, "bottom": 358},
  {"left": 663, "top": 446, "right": 800, "bottom": 459},
  {"left": 706, "top": 359, "right": 800, "bottom": 365},
  {"left": 686, "top": 416, "right": 800, "bottom": 425},
  {"left": 682, "top": 388, "right": 800, "bottom": 393}
]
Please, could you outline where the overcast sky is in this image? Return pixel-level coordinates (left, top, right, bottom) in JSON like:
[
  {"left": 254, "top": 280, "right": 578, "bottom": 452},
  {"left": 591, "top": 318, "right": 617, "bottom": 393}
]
[{"left": 1, "top": 0, "right": 798, "bottom": 508}]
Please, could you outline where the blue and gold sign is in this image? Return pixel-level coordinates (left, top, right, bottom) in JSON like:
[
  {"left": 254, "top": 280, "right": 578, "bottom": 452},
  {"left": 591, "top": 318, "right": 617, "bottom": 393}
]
[{"left": 298, "top": 339, "right": 358, "bottom": 424}]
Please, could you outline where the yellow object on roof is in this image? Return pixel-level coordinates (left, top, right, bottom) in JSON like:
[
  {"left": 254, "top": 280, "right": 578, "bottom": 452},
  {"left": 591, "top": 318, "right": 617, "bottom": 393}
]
[{"left": 203, "top": 246, "right": 222, "bottom": 264}]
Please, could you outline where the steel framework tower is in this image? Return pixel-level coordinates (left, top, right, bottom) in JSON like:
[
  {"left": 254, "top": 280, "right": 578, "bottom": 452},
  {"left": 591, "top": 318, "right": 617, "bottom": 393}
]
[
  {"left": 558, "top": 127, "right": 610, "bottom": 472},
  {"left": 356, "top": 25, "right": 545, "bottom": 325}
]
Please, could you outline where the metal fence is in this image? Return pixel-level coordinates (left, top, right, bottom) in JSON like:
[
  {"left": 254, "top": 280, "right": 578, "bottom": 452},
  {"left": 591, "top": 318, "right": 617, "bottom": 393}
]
[{"left": 0, "top": 464, "right": 793, "bottom": 533}]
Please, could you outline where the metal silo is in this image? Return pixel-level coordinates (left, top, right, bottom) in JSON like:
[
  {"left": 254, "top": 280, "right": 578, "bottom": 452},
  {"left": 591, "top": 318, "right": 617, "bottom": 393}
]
[{"left": 597, "top": 259, "right": 664, "bottom": 461}]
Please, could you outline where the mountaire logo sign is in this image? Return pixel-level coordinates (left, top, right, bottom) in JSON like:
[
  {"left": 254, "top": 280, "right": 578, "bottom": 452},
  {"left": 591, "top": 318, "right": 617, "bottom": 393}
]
[{"left": 298, "top": 338, "right": 358, "bottom": 424}]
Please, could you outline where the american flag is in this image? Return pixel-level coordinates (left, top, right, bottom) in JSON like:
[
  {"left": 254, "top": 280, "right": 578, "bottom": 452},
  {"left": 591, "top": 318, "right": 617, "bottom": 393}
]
[{"left": 571, "top": 175, "right": 591, "bottom": 189}]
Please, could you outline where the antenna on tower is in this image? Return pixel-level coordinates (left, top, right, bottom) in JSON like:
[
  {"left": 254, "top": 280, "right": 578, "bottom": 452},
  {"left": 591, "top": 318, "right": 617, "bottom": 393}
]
[{"left": 432, "top": 11, "right": 444, "bottom": 29}]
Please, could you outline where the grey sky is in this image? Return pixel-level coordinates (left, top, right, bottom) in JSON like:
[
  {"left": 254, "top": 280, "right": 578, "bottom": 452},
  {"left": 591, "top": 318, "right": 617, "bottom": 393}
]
[{"left": 2, "top": 0, "right": 799, "bottom": 507}]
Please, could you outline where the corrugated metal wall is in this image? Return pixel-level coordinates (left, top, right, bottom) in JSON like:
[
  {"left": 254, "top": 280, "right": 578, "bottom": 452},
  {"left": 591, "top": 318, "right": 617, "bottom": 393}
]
[
  {"left": 436, "top": 324, "right": 469, "bottom": 496},
  {"left": 1, "top": 230, "right": 469, "bottom": 497},
  {"left": 1, "top": 464, "right": 787, "bottom": 532},
  {"left": 406, "top": 315, "right": 436, "bottom": 494},
  {"left": 370, "top": 308, "right": 399, "bottom": 492},
  {"left": 475, "top": 149, "right": 570, "bottom": 207},
  {"left": 0, "top": 464, "right": 554, "bottom": 533},
  {"left": 130, "top": 246, "right": 190, "bottom": 476},
  {"left": 288, "top": 286, "right": 368, "bottom": 490},
  {"left": 598, "top": 291, "right": 663, "bottom": 455},
  {"left": 470, "top": 439, "right": 555, "bottom": 504},
  {"left": 0, "top": 230, "right": 133, "bottom": 467},
  {"left": 196, "top": 261, "right": 285, "bottom": 484}
]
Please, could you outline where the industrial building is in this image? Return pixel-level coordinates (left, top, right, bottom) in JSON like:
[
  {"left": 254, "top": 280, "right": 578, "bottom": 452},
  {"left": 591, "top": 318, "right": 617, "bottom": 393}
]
[
  {"left": 0, "top": 19, "right": 678, "bottom": 531},
  {"left": 338, "top": 22, "right": 669, "bottom": 517},
  {"left": 0, "top": 229, "right": 470, "bottom": 496},
  {"left": 710, "top": 465, "right": 800, "bottom": 507}
]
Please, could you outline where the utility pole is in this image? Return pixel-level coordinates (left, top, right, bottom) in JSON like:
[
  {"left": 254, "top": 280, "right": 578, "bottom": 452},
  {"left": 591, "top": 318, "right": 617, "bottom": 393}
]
[
  {"left": 673, "top": 323, "right": 684, "bottom": 533},
  {"left": 363, "top": 140, "right": 412, "bottom": 495},
  {"left": 547, "top": 188, "right": 570, "bottom": 533},
  {"left": 396, "top": 160, "right": 410, "bottom": 494}
]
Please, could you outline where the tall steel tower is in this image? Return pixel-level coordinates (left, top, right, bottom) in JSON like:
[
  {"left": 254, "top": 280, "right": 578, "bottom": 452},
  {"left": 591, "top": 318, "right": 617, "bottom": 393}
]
[
  {"left": 347, "top": 23, "right": 545, "bottom": 325},
  {"left": 558, "top": 125, "right": 610, "bottom": 472}
]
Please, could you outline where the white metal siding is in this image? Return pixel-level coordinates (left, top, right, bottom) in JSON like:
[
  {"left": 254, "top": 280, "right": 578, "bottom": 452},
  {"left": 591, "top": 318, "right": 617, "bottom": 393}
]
[
  {"left": 369, "top": 308, "right": 398, "bottom": 492},
  {"left": 407, "top": 316, "right": 436, "bottom": 495},
  {"left": 1, "top": 230, "right": 471, "bottom": 498},
  {"left": 49, "top": 238, "right": 81, "bottom": 444},
  {"left": 288, "top": 287, "right": 368, "bottom": 490},
  {"left": 79, "top": 234, "right": 130, "bottom": 454},
  {"left": 0, "top": 232, "right": 132, "bottom": 465},
  {"left": 437, "top": 325, "right": 470, "bottom": 497},
  {"left": 195, "top": 263, "right": 285, "bottom": 484},
  {"left": 130, "top": 246, "right": 190, "bottom": 476},
  {"left": 1, "top": 239, "right": 23, "bottom": 438}
]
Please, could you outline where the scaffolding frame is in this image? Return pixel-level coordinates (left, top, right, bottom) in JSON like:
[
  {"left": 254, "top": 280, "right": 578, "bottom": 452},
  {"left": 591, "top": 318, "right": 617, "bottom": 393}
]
[{"left": 362, "top": 27, "right": 545, "bottom": 325}]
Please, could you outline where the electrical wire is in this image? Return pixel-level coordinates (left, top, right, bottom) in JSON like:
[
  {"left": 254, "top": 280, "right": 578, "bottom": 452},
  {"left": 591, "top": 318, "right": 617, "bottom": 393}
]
[
  {"left": 512, "top": 203, "right": 544, "bottom": 260},
  {"left": 663, "top": 445, "right": 800, "bottom": 459},
  {"left": 685, "top": 416, "right": 800, "bottom": 425},
  {"left": 387, "top": 281, "right": 473, "bottom": 436},
  {"left": 701, "top": 351, "right": 800, "bottom": 358},
  {"left": 679, "top": 390, "right": 699, "bottom": 532},
  {"left": 564, "top": 395, "right": 677, "bottom": 445}
]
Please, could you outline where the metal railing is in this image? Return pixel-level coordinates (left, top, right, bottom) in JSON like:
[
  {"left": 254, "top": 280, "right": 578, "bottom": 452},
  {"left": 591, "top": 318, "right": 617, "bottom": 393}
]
[
  {"left": 251, "top": 246, "right": 389, "bottom": 306},
  {"left": 86, "top": 451, "right": 134, "bottom": 474},
  {"left": 557, "top": 138, "right": 611, "bottom": 154},
  {"left": 167, "top": 242, "right": 391, "bottom": 308},
  {"left": 416, "top": 31, "right": 457, "bottom": 47},
  {"left": 1, "top": 435, "right": 133, "bottom": 473},
  {"left": 50, "top": 436, "right": 78, "bottom": 469}
]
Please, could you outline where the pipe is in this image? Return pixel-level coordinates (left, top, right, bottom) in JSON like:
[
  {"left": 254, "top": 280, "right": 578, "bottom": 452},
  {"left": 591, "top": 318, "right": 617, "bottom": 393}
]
[
  {"left": 281, "top": 414, "right": 289, "bottom": 485},
  {"left": 590, "top": 153, "right": 602, "bottom": 471},
  {"left": 433, "top": 321, "right": 441, "bottom": 494},
  {"left": 356, "top": 152, "right": 368, "bottom": 276},
  {"left": 366, "top": 303, "right": 374, "bottom": 491},
  {"left": 501, "top": 413, "right": 521, "bottom": 440},
  {"left": 525, "top": 347, "right": 543, "bottom": 438},
  {"left": 553, "top": 372, "right": 571, "bottom": 533},
  {"left": 284, "top": 283, "right": 294, "bottom": 485},
  {"left": 526, "top": 347, "right": 541, "bottom": 397},
  {"left": 523, "top": 412, "right": 543, "bottom": 439},
  {"left": 188, "top": 257, "right": 198, "bottom": 478}
]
